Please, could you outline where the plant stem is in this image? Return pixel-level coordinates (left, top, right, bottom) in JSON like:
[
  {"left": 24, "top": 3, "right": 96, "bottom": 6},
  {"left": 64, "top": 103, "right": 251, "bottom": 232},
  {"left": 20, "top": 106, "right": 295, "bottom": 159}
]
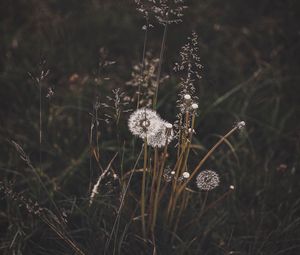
[
  {"left": 177, "top": 126, "right": 238, "bottom": 195},
  {"left": 137, "top": 20, "right": 149, "bottom": 109},
  {"left": 141, "top": 137, "right": 148, "bottom": 237},
  {"left": 151, "top": 141, "right": 169, "bottom": 232},
  {"left": 153, "top": 24, "right": 168, "bottom": 109}
]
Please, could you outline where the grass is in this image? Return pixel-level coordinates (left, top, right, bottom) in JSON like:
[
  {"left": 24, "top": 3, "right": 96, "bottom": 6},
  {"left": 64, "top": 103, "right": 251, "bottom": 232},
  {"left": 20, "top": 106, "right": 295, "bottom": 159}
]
[{"left": 1, "top": 0, "right": 300, "bottom": 254}]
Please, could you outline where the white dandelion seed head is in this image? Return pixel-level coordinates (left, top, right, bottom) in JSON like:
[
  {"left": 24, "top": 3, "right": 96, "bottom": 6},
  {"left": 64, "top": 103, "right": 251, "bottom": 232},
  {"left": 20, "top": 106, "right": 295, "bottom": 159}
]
[
  {"left": 196, "top": 170, "right": 220, "bottom": 191},
  {"left": 147, "top": 121, "right": 174, "bottom": 148},
  {"left": 182, "top": 172, "right": 190, "bottom": 179},
  {"left": 191, "top": 103, "right": 198, "bottom": 109},
  {"left": 236, "top": 121, "right": 246, "bottom": 130},
  {"left": 128, "top": 108, "right": 162, "bottom": 139},
  {"left": 184, "top": 94, "right": 191, "bottom": 100}
]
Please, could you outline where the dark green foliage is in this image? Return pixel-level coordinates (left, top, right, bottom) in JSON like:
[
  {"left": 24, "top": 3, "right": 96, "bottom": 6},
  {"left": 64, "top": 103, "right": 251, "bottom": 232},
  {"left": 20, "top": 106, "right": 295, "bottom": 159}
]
[{"left": 0, "top": 0, "right": 299, "bottom": 254}]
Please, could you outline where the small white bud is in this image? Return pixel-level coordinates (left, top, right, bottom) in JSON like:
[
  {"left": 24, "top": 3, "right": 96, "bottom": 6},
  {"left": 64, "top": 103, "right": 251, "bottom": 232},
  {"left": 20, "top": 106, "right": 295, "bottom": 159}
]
[
  {"left": 188, "top": 128, "right": 195, "bottom": 133},
  {"left": 191, "top": 103, "right": 198, "bottom": 109},
  {"left": 236, "top": 121, "right": 246, "bottom": 130},
  {"left": 184, "top": 94, "right": 191, "bottom": 100},
  {"left": 165, "top": 123, "right": 173, "bottom": 129},
  {"left": 171, "top": 171, "right": 175, "bottom": 175},
  {"left": 230, "top": 185, "right": 235, "bottom": 190},
  {"left": 182, "top": 172, "right": 190, "bottom": 178}
]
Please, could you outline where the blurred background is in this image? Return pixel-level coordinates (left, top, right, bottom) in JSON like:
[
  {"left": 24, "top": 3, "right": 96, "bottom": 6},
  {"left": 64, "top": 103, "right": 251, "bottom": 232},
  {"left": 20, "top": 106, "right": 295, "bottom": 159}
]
[{"left": 0, "top": 0, "right": 300, "bottom": 254}]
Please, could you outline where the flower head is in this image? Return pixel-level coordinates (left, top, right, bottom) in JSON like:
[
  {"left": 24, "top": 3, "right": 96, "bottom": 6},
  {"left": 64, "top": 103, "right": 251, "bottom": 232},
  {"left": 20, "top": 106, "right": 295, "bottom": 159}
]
[
  {"left": 196, "top": 170, "right": 220, "bottom": 191},
  {"left": 147, "top": 121, "right": 174, "bottom": 148},
  {"left": 128, "top": 108, "right": 162, "bottom": 139}
]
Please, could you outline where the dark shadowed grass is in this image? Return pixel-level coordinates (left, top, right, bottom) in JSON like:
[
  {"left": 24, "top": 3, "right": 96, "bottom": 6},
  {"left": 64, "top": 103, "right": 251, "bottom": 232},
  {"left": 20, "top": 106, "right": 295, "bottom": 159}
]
[{"left": 1, "top": 0, "right": 300, "bottom": 254}]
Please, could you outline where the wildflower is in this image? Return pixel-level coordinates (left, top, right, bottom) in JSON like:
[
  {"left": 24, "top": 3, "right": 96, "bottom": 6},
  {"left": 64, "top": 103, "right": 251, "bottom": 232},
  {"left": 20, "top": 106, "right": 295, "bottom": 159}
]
[
  {"left": 147, "top": 121, "right": 174, "bottom": 148},
  {"left": 128, "top": 108, "right": 162, "bottom": 139},
  {"left": 196, "top": 170, "right": 220, "bottom": 191}
]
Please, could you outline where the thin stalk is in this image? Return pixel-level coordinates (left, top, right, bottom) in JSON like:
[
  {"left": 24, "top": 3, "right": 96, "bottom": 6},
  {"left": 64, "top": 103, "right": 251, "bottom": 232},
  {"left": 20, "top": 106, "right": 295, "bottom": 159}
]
[
  {"left": 105, "top": 147, "right": 143, "bottom": 252},
  {"left": 141, "top": 137, "right": 148, "bottom": 237},
  {"left": 167, "top": 112, "right": 195, "bottom": 221},
  {"left": 183, "top": 188, "right": 234, "bottom": 230},
  {"left": 181, "top": 112, "right": 196, "bottom": 171},
  {"left": 153, "top": 24, "right": 168, "bottom": 109},
  {"left": 148, "top": 147, "right": 158, "bottom": 228},
  {"left": 151, "top": 139, "right": 169, "bottom": 232},
  {"left": 39, "top": 82, "right": 42, "bottom": 165},
  {"left": 172, "top": 192, "right": 189, "bottom": 238},
  {"left": 177, "top": 126, "right": 238, "bottom": 195},
  {"left": 137, "top": 19, "right": 149, "bottom": 109}
]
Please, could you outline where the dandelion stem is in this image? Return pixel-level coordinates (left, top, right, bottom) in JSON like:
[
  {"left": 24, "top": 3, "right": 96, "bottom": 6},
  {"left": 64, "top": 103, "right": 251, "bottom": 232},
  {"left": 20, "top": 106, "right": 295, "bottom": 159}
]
[
  {"left": 141, "top": 137, "right": 148, "bottom": 237},
  {"left": 151, "top": 138, "right": 169, "bottom": 232}
]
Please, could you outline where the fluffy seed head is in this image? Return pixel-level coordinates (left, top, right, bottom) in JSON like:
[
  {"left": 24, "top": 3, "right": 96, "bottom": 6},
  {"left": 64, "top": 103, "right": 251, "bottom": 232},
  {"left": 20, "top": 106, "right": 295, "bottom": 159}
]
[
  {"left": 196, "top": 170, "right": 220, "bottom": 191},
  {"left": 128, "top": 108, "right": 162, "bottom": 139},
  {"left": 147, "top": 121, "right": 174, "bottom": 148}
]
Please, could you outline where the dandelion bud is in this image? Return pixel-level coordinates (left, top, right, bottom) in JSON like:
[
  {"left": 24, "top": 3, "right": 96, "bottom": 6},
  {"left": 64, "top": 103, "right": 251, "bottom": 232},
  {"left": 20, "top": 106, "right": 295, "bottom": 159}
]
[
  {"left": 182, "top": 172, "right": 190, "bottom": 179},
  {"left": 236, "top": 121, "right": 246, "bottom": 130},
  {"left": 191, "top": 103, "right": 198, "bottom": 109},
  {"left": 184, "top": 94, "right": 191, "bottom": 100}
]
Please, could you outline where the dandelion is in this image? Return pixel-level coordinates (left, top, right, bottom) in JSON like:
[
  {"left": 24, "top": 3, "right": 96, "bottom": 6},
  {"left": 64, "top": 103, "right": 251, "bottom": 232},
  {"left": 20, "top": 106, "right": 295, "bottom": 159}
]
[
  {"left": 147, "top": 121, "right": 174, "bottom": 148},
  {"left": 196, "top": 170, "right": 220, "bottom": 191},
  {"left": 128, "top": 108, "right": 162, "bottom": 139}
]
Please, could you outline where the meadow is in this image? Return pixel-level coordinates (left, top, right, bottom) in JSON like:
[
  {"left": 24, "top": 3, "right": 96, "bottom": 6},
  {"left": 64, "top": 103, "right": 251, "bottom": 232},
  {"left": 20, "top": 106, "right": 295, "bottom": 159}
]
[{"left": 0, "top": 0, "right": 299, "bottom": 254}]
